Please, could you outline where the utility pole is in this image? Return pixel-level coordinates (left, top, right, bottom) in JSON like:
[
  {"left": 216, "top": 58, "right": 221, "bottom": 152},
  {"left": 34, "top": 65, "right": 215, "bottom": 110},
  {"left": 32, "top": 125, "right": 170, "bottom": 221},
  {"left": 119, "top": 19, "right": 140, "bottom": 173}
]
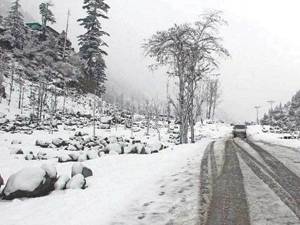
[
  {"left": 254, "top": 106, "right": 261, "bottom": 125},
  {"left": 267, "top": 100, "right": 275, "bottom": 126},
  {"left": 62, "top": 9, "right": 70, "bottom": 61}
]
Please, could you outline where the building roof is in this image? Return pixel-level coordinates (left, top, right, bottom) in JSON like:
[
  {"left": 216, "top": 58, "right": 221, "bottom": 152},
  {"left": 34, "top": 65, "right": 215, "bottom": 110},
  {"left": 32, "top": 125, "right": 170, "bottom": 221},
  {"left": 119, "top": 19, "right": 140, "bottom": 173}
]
[{"left": 26, "top": 22, "right": 60, "bottom": 37}]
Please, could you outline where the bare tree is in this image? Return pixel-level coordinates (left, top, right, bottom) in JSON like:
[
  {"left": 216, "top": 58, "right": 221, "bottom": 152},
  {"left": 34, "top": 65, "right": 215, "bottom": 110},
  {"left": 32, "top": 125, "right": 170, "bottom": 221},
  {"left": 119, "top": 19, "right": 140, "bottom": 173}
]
[{"left": 144, "top": 11, "right": 229, "bottom": 144}]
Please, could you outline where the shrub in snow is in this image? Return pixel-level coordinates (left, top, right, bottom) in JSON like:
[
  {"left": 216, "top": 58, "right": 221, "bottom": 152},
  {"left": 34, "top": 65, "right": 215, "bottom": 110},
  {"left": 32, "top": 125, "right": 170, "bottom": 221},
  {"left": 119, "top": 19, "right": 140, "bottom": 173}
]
[
  {"left": 11, "top": 139, "right": 22, "bottom": 145},
  {"left": 66, "top": 174, "right": 86, "bottom": 189},
  {"left": 9, "top": 147, "right": 23, "bottom": 155},
  {"left": 52, "top": 138, "right": 66, "bottom": 147},
  {"left": 54, "top": 175, "right": 70, "bottom": 190},
  {"left": 35, "top": 140, "right": 50, "bottom": 148},
  {"left": 2, "top": 167, "right": 56, "bottom": 200},
  {"left": 71, "top": 163, "right": 93, "bottom": 178},
  {"left": 106, "top": 143, "right": 124, "bottom": 154}
]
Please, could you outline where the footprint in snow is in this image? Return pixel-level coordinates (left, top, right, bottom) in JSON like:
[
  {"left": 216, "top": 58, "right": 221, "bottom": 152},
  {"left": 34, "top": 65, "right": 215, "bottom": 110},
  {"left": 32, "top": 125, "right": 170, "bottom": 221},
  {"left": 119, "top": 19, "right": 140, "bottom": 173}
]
[{"left": 159, "top": 191, "right": 165, "bottom": 196}]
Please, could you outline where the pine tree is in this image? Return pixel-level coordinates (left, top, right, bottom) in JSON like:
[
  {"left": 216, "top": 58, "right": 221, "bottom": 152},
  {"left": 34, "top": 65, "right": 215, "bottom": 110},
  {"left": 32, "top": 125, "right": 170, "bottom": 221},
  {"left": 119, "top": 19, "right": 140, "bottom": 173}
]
[
  {"left": 77, "top": 0, "right": 110, "bottom": 95},
  {"left": 39, "top": 1, "right": 56, "bottom": 40},
  {"left": 4, "top": 0, "right": 25, "bottom": 49},
  {"left": 56, "top": 31, "right": 72, "bottom": 60}
]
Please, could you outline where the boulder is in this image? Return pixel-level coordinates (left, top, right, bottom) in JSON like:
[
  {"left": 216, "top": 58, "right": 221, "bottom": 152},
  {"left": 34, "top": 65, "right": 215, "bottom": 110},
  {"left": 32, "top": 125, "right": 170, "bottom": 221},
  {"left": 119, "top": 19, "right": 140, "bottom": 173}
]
[
  {"left": 35, "top": 140, "right": 50, "bottom": 148},
  {"left": 66, "top": 174, "right": 86, "bottom": 189},
  {"left": 25, "top": 152, "right": 36, "bottom": 160},
  {"left": 52, "top": 138, "right": 66, "bottom": 147},
  {"left": 82, "top": 167, "right": 93, "bottom": 178},
  {"left": 9, "top": 147, "right": 23, "bottom": 155},
  {"left": 41, "top": 163, "right": 57, "bottom": 179},
  {"left": 2, "top": 167, "right": 56, "bottom": 200},
  {"left": 37, "top": 152, "right": 48, "bottom": 160},
  {"left": 68, "top": 153, "right": 79, "bottom": 161},
  {"left": 0, "top": 118, "right": 9, "bottom": 125},
  {"left": 74, "top": 131, "right": 85, "bottom": 137},
  {"left": 136, "top": 144, "right": 147, "bottom": 154},
  {"left": 128, "top": 145, "right": 138, "bottom": 154},
  {"left": 66, "top": 144, "right": 77, "bottom": 151},
  {"left": 0, "top": 174, "right": 3, "bottom": 187},
  {"left": 54, "top": 175, "right": 70, "bottom": 190},
  {"left": 106, "top": 143, "right": 124, "bottom": 154},
  {"left": 71, "top": 163, "right": 93, "bottom": 178},
  {"left": 86, "top": 151, "right": 98, "bottom": 160},
  {"left": 58, "top": 154, "right": 72, "bottom": 163},
  {"left": 11, "top": 139, "right": 22, "bottom": 145},
  {"left": 77, "top": 154, "right": 87, "bottom": 162},
  {"left": 98, "top": 151, "right": 106, "bottom": 157}
]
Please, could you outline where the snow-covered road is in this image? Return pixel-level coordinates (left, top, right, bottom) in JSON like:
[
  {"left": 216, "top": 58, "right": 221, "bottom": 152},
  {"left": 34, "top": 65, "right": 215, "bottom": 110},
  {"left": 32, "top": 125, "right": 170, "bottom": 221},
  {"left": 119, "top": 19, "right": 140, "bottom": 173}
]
[{"left": 201, "top": 136, "right": 300, "bottom": 225}]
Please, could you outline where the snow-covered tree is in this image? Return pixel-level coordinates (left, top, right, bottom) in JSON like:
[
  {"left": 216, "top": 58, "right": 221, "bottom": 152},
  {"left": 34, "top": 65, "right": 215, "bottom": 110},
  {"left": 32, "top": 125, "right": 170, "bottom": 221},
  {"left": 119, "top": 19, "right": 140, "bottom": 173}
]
[
  {"left": 77, "top": 0, "right": 110, "bottom": 95},
  {"left": 39, "top": 1, "right": 56, "bottom": 40},
  {"left": 4, "top": 0, "right": 25, "bottom": 49},
  {"left": 56, "top": 31, "right": 72, "bottom": 60}
]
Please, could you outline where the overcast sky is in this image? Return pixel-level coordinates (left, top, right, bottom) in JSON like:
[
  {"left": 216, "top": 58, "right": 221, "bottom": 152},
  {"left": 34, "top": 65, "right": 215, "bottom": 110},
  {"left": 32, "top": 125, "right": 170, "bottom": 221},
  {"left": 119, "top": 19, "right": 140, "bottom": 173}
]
[{"left": 9, "top": 0, "right": 300, "bottom": 122}]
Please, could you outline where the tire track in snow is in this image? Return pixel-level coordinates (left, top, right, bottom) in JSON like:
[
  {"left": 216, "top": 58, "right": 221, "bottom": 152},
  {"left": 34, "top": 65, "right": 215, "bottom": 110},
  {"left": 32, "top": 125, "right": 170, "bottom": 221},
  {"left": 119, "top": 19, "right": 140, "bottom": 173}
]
[
  {"left": 233, "top": 140, "right": 300, "bottom": 220},
  {"left": 204, "top": 140, "right": 251, "bottom": 225}
]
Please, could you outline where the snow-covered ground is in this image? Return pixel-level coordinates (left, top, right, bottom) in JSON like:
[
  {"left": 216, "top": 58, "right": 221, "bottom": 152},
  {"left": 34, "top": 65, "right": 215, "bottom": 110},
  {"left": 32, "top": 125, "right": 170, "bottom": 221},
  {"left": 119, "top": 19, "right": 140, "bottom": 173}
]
[
  {"left": 0, "top": 120, "right": 231, "bottom": 225},
  {"left": 247, "top": 125, "right": 300, "bottom": 149}
]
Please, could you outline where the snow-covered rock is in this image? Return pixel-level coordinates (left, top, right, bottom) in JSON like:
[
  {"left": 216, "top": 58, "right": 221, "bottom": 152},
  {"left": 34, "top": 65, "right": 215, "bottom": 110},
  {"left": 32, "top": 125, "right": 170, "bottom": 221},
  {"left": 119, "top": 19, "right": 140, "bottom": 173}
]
[
  {"left": 35, "top": 140, "right": 50, "bottom": 148},
  {"left": 25, "top": 152, "right": 36, "bottom": 160},
  {"left": 41, "top": 163, "right": 57, "bottom": 179},
  {"left": 66, "top": 144, "right": 77, "bottom": 151},
  {"left": 69, "top": 153, "right": 79, "bottom": 161},
  {"left": 2, "top": 167, "right": 55, "bottom": 199},
  {"left": 86, "top": 150, "right": 98, "bottom": 160},
  {"left": 77, "top": 154, "right": 87, "bottom": 162},
  {"left": 106, "top": 143, "right": 124, "bottom": 154},
  {"left": 11, "top": 139, "right": 22, "bottom": 145},
  {"left": 66, "top": 174, "right": 86, "bottom": 189},
  {"left": 58, "top": 154, "right": 73, "bottom": 163},
  {"left": 9, "top": 147, "right": 23, "bottom": 155},
  {"left": 52, "top": 138, "right": 66, "bottom": 147},
  {"left": 54, "top": 175, "right": 70, "bottom": 190},
  {"left": 71, "top": 163, "right": 93, "bottom": 178},
  {"left": 0, "top": 174, "right": 3, "bottom": 188}
]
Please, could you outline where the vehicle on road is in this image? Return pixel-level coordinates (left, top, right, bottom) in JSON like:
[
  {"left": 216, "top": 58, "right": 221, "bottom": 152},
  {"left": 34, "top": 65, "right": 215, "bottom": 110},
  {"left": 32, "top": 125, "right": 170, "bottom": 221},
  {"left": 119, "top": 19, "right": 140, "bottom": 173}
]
[{"left": 232, "top": 124, "right": 247, "bottom": 138}]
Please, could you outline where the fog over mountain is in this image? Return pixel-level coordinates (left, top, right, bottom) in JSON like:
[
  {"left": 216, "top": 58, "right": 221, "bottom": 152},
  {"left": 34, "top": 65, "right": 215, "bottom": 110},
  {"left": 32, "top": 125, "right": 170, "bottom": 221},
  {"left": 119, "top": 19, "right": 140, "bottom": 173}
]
[{"left": 2, "top": 0, "right": 300, "bottom": 123}]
